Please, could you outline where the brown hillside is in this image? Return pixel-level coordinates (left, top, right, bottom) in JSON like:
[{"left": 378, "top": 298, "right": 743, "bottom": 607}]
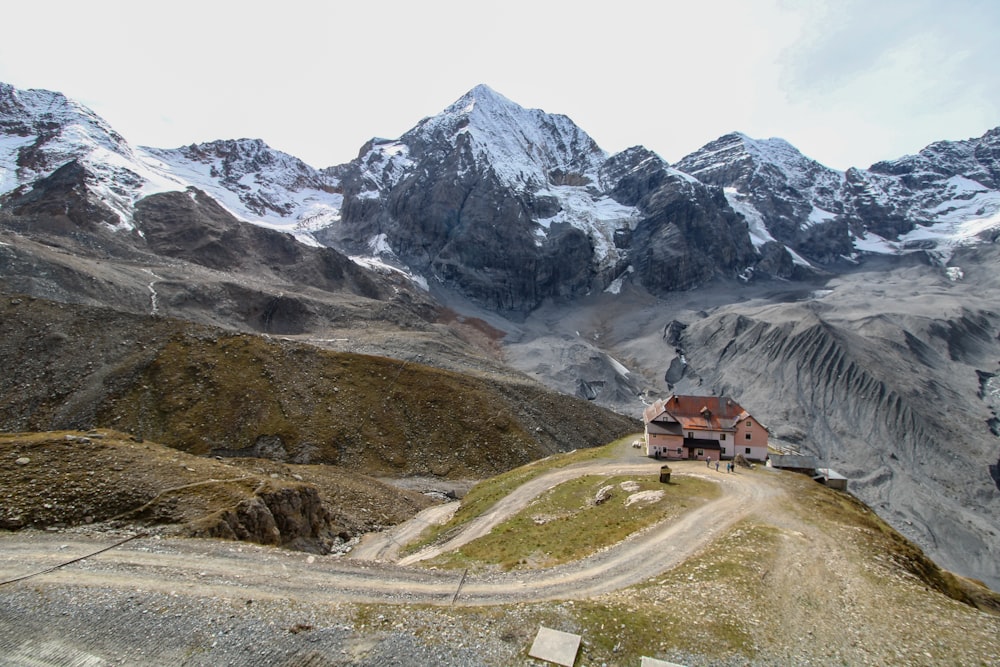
[
  {"left": 0, "top": 430, "right": 433, "bottom": 552},
  {"left": 0, "top": 294, "right": 638, "bottom": 480}
]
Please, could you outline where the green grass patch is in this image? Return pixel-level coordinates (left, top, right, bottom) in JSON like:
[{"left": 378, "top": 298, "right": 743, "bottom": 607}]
[
  {"left": 427, "top": 471, "right": 717, "bottom": 571},
  {"left": 402, "top": 435, "right": 641, "bottom": 553}
]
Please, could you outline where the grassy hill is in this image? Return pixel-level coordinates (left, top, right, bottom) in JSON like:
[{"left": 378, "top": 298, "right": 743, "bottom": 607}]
[{"left": 0, "top": 294, "right": 637, "bottom": 480}]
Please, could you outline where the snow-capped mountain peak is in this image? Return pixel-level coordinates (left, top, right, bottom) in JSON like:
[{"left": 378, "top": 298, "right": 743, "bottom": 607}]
[
  {"left": 0, "top": 82, "right": 342, "bottom": 241},
  {"left": 0, "top": 82, "right": 194, "bottom": 228},
  {"left": 143, "top": 138, "right": 343, "bottom": 240},
  {"left": 677, "top": 131, "right": 842, "bottom": 192},
  {"left": 0, "top": 82, "right": 136, "bottom": 194},
  {"left": 405, "top": 84, "right": 607, "bottom": 191}
]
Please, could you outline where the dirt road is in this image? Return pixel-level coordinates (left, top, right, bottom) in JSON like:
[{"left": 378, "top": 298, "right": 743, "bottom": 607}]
[
  {"left": 4, "top": 452, "right": 998, "bottom": 667},
  {"left": 0, "top": 459, "right": 777, "bottom": 606}
]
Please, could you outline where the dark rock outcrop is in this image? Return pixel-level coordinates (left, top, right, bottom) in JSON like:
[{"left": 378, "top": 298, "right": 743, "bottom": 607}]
[
  {"left": 133, "top": 188, "right": 389, "bottom": 310},
  {"left": 194, "top": 484, "right": 340, "bottom": 554},
  {"left": 0, "top": 159, "right": 123, "bottom": 231},
  {"left": 631, "top": 177, "right": 757, "bottom": 293}
]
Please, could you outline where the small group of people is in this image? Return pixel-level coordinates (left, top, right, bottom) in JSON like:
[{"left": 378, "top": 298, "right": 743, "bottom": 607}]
[{"left": 706, "top": 455, "right": 736, "bottom": 473}]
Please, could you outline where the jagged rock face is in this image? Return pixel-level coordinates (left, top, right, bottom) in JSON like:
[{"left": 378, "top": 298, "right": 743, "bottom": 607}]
[
  {"left": 599, "top": 146, "right": 672, "bottom": 207},
  {"left": 323, "top": 88, "right": 762, "bottom": 311},
  {"left": 755, "top": 241, "right": 797, "bottom": 278},
  {"left": 191, "top": 484, "right": 342, "bottom": 554},
  {"left": 631, "top": 176, "right": 758, "bottom": 293},
  {"left": 675, "top": 132, "right": 850, "bottom": 257},
  {"left": 841, "top": 167, "right": 914, "bottom": 239},
  {"left": 676, "top": 128, "right": 1000, "bottom": 266}
]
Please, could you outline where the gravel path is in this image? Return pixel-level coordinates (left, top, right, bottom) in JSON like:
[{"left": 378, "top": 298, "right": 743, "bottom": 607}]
[
  {"left": 0, "top": 458, "right": 775, "bottom": 665},
  {"left": 0, "top": 462, "right": 769, "bottom": 607},
  {"left": 3, "top": 457, "right": 998, "bottom": 666}
]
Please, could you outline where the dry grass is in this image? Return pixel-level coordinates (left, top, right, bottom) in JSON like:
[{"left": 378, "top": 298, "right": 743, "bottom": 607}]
[
  {"left": 0, "top": 429, "right": 431, "bottom": 544},
  {"left": 1, "top": 295, "right": 637, "bottom": 483},
  {"left": 429, "top": 473, "right": 717, "bottom": 570},
  {"left": 400, "top": 436, "right": 638, "bottom": 554}
]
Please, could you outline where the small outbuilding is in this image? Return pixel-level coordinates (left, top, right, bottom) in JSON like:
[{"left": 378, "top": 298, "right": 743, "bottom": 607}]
[
  {"left": 814, "top": 468, "right": 848, "bottom": 491},
  {"left": 769, "top": 454, "right": 819, "bottom": 475}
]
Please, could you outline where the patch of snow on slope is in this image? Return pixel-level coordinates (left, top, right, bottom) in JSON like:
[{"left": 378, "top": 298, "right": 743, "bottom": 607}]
[
  {"left": 349, "top": 255, "right": 429, "bottom": 291},
  {"left": 853, "top": 230, "right": 899, "bottom": 255},
  {"left": 368, "top": 233, "right": 394, "bottom": 255},
  {"left": 724, "top": 187, "right": 772, "bottom": 247},
  {"left": 605, "top": 266, "right": 634, "bottom": 294},
  {"left": 806, "top": 206, "right": 837, "bottom": 227},
  {"left": 0, "top": 134, "right": 36, "bottom": 195},
  {"left": 537, "top": 186, "right": 637, "bottom": 269},
  {"left": 606, "top": 354, "right": 631, "bottom": 377}
]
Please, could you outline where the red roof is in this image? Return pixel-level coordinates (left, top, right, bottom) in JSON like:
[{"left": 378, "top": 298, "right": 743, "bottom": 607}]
[{"left": 643, "top": 394, "right": 753, "bottom": 432}]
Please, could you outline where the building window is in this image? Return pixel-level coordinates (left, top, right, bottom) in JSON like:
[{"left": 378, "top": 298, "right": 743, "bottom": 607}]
[
  {"left": 745, "top": 432, "right": 752, "bottom": 440},
  {"left": 745, "top": 447, "right": 752, "bottom": 454},
  {"left": 687, "top": 432, "right": 694, "bottom": 439},
  {"left": 747, "top": 420, "right": 753, "bottom": 428},
  {"left": 720, "top": 434, "right": 726, "bottom": 440}
]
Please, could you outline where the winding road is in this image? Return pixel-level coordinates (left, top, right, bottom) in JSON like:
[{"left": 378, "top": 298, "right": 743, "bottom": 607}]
[{"left": 0, "top": 454, "right": 780, "bottom": 607}]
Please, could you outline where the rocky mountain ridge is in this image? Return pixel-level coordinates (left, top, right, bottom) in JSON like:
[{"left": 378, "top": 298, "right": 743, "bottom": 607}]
[
  {"left": 3, "top": 81, "right": 999, "bottom": 311},
  {"left": 674, "top": 128, "right": 1000, "bottom": 266}
]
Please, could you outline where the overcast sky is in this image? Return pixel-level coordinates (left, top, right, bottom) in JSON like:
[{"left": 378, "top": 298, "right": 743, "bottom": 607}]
[{"left": 1, "top": 0, "right": 997, "bottom": 171}]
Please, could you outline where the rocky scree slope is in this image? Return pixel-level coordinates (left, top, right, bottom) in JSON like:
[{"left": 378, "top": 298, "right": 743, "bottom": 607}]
[{"left": 662, "top": 247, "right": 1000, "bottom": 591}]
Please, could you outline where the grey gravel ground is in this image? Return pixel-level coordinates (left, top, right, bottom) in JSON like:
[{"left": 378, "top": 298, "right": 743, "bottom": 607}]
[{"left": 0, "top": 583, "right": 523, "bottom": 667}]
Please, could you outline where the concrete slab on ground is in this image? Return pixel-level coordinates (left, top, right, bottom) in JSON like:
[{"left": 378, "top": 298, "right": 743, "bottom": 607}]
[
  {"left": 527, "top": 626, "right": 581, "bottom": 666},
  {"left": 641, "top": 657, "right": 688, "bottom": 667}
]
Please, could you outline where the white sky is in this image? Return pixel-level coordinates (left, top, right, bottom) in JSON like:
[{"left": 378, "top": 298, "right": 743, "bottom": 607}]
[{"left": 1, "top": 0, "right": 997, "bottom": 171}]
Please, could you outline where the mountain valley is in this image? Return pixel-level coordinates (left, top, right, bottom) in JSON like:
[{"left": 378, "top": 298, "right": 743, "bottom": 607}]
[{"left": 1, "top": 77, "right": 999, "bottom": 612}]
